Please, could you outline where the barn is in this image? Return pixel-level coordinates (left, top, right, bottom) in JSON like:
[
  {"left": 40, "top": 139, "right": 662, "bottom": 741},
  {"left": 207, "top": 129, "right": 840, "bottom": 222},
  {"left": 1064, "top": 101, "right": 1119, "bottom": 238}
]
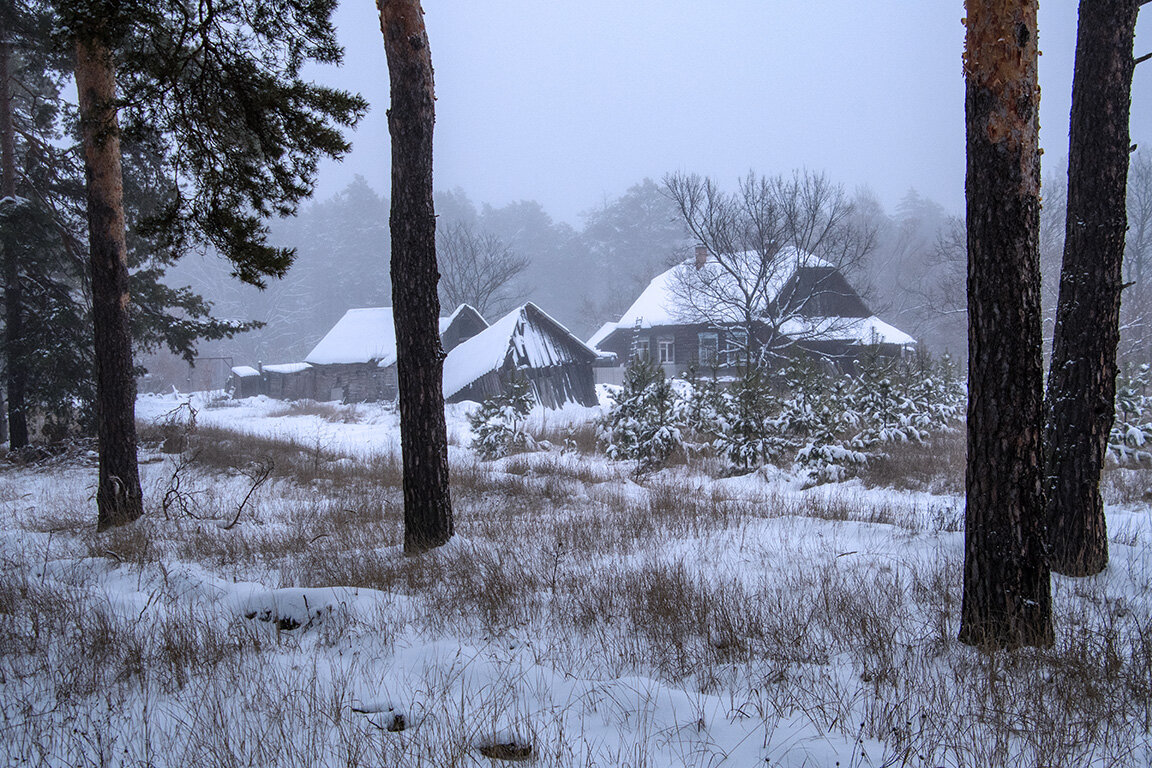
[
  {"left": 442, "top": 303, "right": 602, "bottom": 409},
  {"left": 229, "top": 304, "right": 490, "bottom": 402}
]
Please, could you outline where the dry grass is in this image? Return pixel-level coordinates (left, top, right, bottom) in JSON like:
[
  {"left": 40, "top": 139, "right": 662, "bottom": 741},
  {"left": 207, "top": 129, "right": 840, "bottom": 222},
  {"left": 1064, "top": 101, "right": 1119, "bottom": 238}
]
[
  {"left": 528, "top": 420, "right": 600, "bottom": 455},
  {"left": 0, "top": 422, "right": 1149, "bottom": 766},
  {"left": 263, "top": 399, "right": 367, "bottom": 424},
  {"left": 859, "top": 430, "right": 966, "bottom": 494}
]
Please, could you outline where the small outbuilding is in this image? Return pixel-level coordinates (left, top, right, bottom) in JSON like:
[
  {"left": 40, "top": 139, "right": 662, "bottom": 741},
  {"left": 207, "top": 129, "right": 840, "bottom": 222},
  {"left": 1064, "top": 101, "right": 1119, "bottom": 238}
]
[
  {"left": 226, "top": 365, "right": 263, "bottom": 398},
  {"left": 443, "top": 303, "right": 602, "bottom": 409}
]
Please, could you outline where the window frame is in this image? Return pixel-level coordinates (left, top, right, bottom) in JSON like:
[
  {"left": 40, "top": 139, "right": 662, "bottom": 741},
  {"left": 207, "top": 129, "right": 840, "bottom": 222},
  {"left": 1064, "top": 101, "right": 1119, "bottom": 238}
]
[
  {"left": 698, "top": 331, "right": 719, "bottom": 367},
  {"left": 725, "top": 328, "right": 749, "bottom": 367}
]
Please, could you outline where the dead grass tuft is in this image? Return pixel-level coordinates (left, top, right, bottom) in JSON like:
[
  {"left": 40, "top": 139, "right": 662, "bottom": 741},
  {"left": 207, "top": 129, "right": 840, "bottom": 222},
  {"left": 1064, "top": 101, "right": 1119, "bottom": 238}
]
[
  {"left": 858, "top": 431, "right": 965, "bottom": 494},
  {"left": 264, "top": 399, "right": 366, "bottom": 424}
]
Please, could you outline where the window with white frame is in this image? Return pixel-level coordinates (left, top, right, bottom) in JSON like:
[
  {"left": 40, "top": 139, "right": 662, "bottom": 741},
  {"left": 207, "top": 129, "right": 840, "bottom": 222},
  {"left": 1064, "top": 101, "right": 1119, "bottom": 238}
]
[
  {"left": 633, "top": 337, "right": 651, "bottom": 361},
  {"left": 658, "top": 338, "right": 675, "bottom": 365},
  {"left": 698, "top": 332, "right": 719, "bottom": 366}
]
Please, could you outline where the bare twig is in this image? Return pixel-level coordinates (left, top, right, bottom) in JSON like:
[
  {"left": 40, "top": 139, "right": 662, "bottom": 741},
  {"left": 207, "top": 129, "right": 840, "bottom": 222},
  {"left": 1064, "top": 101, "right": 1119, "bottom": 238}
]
[{"left": 221, "top": 459, "right": 273, "bottom": 530}]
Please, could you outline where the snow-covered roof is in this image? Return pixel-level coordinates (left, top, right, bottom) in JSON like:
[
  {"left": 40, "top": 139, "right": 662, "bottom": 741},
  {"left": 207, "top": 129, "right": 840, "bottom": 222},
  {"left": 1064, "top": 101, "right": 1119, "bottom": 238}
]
[
  {"left": 438, "top": 303, "right": 482, "bottom": 334},
  {"left": 230, "top": 365, "right": 260, "bottom": 378},
  {"left": 586, "top": 321, "right": 618, "bottom": 349},
  {"left": 589, "top": 247, "right": 917, "bottom": 351},
  {"left": 306, "top": 305, "right": 486, "bottom": 367},
  {"left": 599, "top": 246, "right": 833, "bottom": 337},
  {"left": 305, "top": 308, "right": 398, "bottom": 366},
  {"left": 778, "top": 316, "right": 917, "bottom": 346},
  {"left": 263, "top": 362, "right": 312, "bottom": 375},
  {"left": 443, "top": 303, "right": 598, "bottom": 399}
]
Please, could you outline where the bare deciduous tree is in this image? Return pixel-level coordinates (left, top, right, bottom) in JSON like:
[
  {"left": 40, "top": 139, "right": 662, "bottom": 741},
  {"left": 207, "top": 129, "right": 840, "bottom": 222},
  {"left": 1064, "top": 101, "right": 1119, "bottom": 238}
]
[
  {"left": 436, "top": 222, "right": 528, "bottom": 317},
  {"left": 663, "top": 170, "right": 876, "bottom": 363}
]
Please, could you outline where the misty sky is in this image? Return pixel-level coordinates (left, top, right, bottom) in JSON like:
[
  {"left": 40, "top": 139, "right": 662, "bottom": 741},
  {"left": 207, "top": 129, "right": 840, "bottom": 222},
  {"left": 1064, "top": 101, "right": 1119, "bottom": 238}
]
[{"left": 308, "top": 1, "right": 1152, "bottom": 223}]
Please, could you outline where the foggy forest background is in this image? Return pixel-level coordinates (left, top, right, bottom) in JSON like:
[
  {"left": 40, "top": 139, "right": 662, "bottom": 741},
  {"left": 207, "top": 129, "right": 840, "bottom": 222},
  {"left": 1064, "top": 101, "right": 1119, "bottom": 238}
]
[{"left": 146, "top": 151, "right": 1152, "bottom": 391}]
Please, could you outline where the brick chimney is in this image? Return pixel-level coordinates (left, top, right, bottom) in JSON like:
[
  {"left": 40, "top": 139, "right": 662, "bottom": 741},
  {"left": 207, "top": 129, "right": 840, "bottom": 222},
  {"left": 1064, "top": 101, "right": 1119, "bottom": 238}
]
[{"left": 695, "top": 245, "right": 708, "bottom": 270}]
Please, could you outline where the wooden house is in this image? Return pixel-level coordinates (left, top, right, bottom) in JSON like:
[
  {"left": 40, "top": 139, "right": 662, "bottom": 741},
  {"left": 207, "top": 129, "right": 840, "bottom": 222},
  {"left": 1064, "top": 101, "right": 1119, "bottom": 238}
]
[
  {"left": 588, "top": 246, "right": 914, "bottom": 381},
  {"left": 443, "top": 303, "right": 602, "bottom": 408},
  {"left": 232, "top": 304, "right": 489, "bottom": 402},
  {"left": 262, "top": 363, "right": 315, "bottom": 400}
]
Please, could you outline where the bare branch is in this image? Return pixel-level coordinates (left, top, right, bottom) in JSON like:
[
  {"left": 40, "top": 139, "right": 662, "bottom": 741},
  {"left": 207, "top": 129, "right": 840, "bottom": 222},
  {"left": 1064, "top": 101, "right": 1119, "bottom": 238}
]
[
  {"left": 663, "top": 170, "right": 877, "bottom": 365},
  {"left": 436, "top": 222, "right": 529, "bottom": 317}
]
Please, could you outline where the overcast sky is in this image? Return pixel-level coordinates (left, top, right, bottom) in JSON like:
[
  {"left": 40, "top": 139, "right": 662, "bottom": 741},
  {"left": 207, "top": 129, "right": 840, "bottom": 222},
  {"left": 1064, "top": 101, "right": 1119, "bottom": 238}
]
[{"left": 308, "top": 1, "right": 1152, "bottom": 223}]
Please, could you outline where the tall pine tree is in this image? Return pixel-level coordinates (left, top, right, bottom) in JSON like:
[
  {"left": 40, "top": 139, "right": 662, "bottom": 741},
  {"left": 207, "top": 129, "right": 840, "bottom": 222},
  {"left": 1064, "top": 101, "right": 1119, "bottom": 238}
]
[
  {"left": 377, "top": 0, "right": 454, "bottom": 554},
  {"left": 52, "top": 0, "right": 365, "bottom": 528},
  {"left": 1043, "top": 0, "right": 1142, "bottom": 577},
  {"left": 959, "top": 0, "right": 1052, "bottom": 649}
]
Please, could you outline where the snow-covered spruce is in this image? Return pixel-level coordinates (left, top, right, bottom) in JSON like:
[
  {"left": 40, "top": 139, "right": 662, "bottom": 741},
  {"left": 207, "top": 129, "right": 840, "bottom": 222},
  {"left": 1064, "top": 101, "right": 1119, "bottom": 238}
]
[
  {"left": 468, "top": 374, "right": 537, "bottom": 460},
  {"left": 602, "top": 352, "right": 965, "bottom": 483},
  {"left": 599, "top": 356, "right": 683, "bottom": 472}
]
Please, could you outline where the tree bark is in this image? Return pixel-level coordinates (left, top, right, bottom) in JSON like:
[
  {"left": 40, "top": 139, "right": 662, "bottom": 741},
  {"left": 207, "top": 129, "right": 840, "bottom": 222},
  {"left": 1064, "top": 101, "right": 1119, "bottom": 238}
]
[
  {"left": 377, "top": 0, "right": 453, "bottom": 554},
  {"left": 959, "top": 0, "right": 1052, "bottom": 649},
  {"left": 1043, "top": 0, "right": 1139, "bottom": 577},
  {"left": 0, "top": 27, "right": 27, "bottom": 450},
  {"left": 75, "top": 35, "right": 143, "bottom": 530}
]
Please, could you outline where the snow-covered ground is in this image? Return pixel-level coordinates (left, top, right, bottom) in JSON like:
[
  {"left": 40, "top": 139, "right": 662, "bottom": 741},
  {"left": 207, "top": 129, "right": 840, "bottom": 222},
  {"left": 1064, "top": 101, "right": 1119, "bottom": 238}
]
[{"left": 1, "top": 392, "right": 1150, "bottom": 767}]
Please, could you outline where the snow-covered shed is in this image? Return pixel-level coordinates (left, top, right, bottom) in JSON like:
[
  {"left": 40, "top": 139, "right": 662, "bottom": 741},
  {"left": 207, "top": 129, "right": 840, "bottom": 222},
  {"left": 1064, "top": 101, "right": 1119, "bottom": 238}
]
[
  {"left": 302, "top": 307, "right": 400, "bottom": 402},
  {"left": 298, "top": 303, "right": 489, "bottom": 402},
  {"left": 226, "top": 365, "right": 263, "bottom": 398},
  {"left": 443, "top": 303, "right": 601, "bottom": 409},
  {"left": 439, "top": 304, "right": 488, "bottom": 353},
  {"left": 227, "top": 304, "right": 489, "bottom": 403}
]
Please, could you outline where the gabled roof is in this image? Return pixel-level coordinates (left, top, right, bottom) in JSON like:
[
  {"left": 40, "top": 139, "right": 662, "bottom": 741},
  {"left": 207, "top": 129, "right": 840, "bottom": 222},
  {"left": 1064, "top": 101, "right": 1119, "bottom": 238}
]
[
  {"left": 611, "top": 246, "right": 831, "bottom": 330},
  {"left": 587, "top": 321, "right": 619, "bottom": 350},
  {"left": 439, "top": 303, "right": 485, "bottom": 334},
  {"left": 588, "top": 246, "right": 914, "bottom": 350},
  {"left": 305, "top": 308, "right": 398, "bottom": 366},
  {"left": 304, "top": 304, "right": 487, "bottom": 367},
  {"left": 443, "top": 302, "right": 599, "bottom": 399}
]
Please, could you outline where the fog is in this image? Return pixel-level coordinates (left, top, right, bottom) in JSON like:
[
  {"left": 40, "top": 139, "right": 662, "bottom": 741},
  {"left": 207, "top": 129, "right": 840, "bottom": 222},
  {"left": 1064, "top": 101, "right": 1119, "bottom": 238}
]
[
  {"left": 151, "top": 2, "right": 1152, "bottom": 385},
  {"left": 310, "top": 0, "right": 1151, "bottom": 222}
]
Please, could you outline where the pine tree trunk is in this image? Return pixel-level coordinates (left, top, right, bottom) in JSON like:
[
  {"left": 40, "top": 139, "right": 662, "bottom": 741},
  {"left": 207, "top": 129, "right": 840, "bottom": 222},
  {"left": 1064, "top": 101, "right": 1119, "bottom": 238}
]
[
  {"left": 75, "top": 36, "right": 143, "bottom": 531},
  {"left": 0, "top": 30, "right": 27, "bottom": 450},
  {"left": 377, "top": 0, "right": 453, "bottom": 554},
  {"left": 959, "top": 0, "right": 1052, "bottom": 649},
  {"left": 1043, "top": 0, "right": 1139, "bottom": 577}
]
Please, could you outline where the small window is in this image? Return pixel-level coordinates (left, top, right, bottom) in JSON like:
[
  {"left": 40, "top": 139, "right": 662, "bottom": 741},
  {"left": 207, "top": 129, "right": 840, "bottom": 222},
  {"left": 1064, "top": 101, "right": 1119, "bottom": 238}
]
[
  {"left": 633, "top": 338, "right": 651, "bottom": 361},
  {"left": 698, "top": 332, "right": 719, "bottom": 366},
  {"left": 658, "top": 338, "right": 675, "bottom": 365}
]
